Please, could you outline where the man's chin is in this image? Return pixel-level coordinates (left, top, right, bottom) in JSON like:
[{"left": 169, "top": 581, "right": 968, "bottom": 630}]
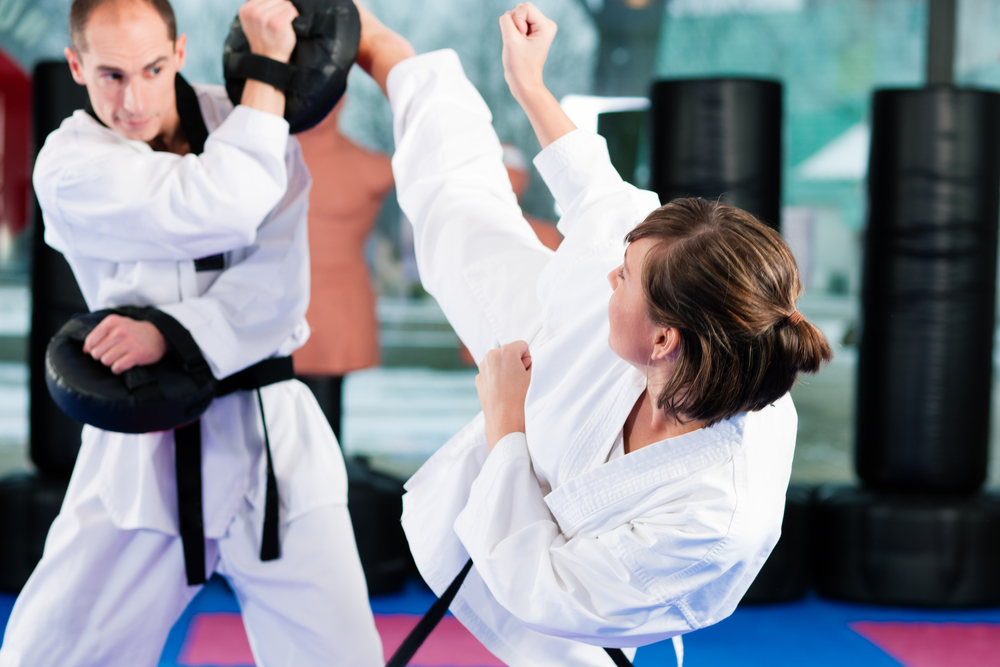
[{"left": 113, "top": 120, "right": 158, "bottom": 142}]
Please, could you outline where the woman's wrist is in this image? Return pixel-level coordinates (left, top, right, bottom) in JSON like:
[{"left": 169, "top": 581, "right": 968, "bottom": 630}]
[
  {"left": 485, "top": 412, "right": 526, "bottom": 452},
  {"left": 518, "top": 86, "right": 577, "bottom": 149}
]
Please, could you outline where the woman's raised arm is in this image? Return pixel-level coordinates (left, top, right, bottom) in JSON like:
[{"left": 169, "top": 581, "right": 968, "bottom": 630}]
[{"left": 499, "top": 3, "right": 577, "bottom": 149}]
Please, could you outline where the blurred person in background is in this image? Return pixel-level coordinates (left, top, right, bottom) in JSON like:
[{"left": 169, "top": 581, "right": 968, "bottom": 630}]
[{"left": 293, "top": 97, "right": 394, "bottom": 442}]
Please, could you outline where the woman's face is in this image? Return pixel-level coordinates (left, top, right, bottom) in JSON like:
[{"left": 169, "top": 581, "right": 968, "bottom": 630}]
[{"left": 607, "top": 237, "right": 660, "bottom": 367}]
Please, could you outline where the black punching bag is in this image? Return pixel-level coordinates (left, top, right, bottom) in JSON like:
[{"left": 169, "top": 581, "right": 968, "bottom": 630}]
[
  {"left": 856, "top": 87, "right": 1000, "bottom": 493},
  {"left": 814, "top": 485, "right": 1000, "bottom": 606},
  {"left": 30, "top": 61, "right": 91, "bottom": 475},
  {"left": 740, "top": 485, "right": 814, "bottom": 605},
  {"left": 649, "top": 79, "right": 782, "bottom": 229}
]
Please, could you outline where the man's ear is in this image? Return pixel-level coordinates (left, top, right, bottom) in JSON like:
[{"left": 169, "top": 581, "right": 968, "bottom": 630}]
[
  {"left": 65, "top": 47, "right": 86, "bottom": 85},
  {"left": 174, "top": 33, "right": 187, "bottom": 71},
  {"left": 650, "top": 327, "right": 680, "bottom": 362}
]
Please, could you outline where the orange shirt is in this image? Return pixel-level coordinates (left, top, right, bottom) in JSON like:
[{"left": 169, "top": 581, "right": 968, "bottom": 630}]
[{"left": 293, "top": 115, "right": 394, "bottom": 376}]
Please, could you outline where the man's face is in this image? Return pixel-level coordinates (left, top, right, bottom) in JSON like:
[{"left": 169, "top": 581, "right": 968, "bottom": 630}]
[{"left": 65, "top": 1, "right": 186, "bottom": 143}]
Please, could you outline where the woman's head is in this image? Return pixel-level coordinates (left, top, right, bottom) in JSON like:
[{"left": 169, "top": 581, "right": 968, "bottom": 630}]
[{"left": 608, "top": 197, "right": 832, "bottom": 426}]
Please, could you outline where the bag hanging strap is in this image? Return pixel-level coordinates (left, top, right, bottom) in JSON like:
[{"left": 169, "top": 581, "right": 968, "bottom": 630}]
[{"left": 385, "top": 558, "right": 636, "bottom": 667}]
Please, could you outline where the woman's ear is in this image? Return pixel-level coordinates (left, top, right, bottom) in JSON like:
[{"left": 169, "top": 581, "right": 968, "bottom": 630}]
[{"left": 650, "top": 327, "right": 680, "bottom": 361}]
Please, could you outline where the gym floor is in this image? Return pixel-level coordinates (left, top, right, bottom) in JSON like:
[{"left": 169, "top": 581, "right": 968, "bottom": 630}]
[
  {"left": 3, "top": 289, "right": 1000, "bottom": 664},
  {"left": 3, "top": 574, "right": 1000, "bottom": 666}
]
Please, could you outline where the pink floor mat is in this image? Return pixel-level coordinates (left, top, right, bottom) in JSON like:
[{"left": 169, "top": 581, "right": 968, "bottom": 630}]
[
  {"left": 177, "top": 612, "right": 504, "bottom": 667},
  {"left": 851, "top": 621, "right": 1000, "bottom": 667}
]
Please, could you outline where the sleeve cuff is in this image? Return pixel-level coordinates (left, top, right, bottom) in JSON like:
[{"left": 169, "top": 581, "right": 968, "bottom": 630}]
[
  {"left": 453, "top": 432, "right": 532, "bottom": 547},
  {"left": 533, "top": 130, "right": 616, "bottom": 207},
  {"left": 386, "top": 49, "right": 464, "bottom": 112},
  {"left": 157, "top": 301, "right": 241, "bottom": 379},
  {"left": 213, "top": 104, "right": 290, "bottom": 157}
]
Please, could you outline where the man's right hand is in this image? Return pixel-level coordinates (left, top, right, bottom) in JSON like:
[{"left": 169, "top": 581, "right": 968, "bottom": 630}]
[
  {"left": 238, "top": 0, "right": 299, "bottom": 117},
  {"left": 239, "top": 0, "right": 299, "bottom": 63}
]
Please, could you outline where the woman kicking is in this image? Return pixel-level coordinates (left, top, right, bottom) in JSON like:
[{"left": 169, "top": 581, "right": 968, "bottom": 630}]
[{"left": 356, "top": 3, "right": 830, "bottom": 665}]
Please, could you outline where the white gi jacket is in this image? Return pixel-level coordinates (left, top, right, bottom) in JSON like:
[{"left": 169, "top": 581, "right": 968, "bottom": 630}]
[
  {"left": 390, "top": 51, "right": 797, "bottom": 666},
  {"left": 33, "top": 84, "right": 346, "bottom": 539}
]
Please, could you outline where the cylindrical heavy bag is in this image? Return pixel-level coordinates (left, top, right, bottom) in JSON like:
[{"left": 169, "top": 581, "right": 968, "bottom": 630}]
[
  {"left": 649, "top": 78, "right": 782, "bottom": 229},
  {"left": 30, "top": 61, "right": 92, "bottom": 476},
  {"left": 740, "top": 485, "right": 814, "bottom": 605},
  {"left": 597, "top": 109, "right": 648, "bottom": 187},
  {"left": 814, "top": 485, "right": 1000, "bottom": 607},
  {"left": 45, "top": 308, "right": 216, "bottom": 434},
  {"left": 224, "top": 0, "right": 360, "bottom": 134},
  {"left": 0, "top": 473, "right": 69, "bottom": 593},
  {"left": 857, "top": 87, "right": 1000, "bottom": 493},
  {"left": 345, "top": 458, "right": 414, "bottom": 596}
]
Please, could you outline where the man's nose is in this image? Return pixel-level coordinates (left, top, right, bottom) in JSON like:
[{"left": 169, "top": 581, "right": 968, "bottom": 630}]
[{"left": 123, "top": 80, "right": 145, "bottom": 114}]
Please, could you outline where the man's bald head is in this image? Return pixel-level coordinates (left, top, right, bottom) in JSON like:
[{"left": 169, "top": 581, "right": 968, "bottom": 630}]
[{"left": 70, "top": 0, "right": 176, "bottom": 53}]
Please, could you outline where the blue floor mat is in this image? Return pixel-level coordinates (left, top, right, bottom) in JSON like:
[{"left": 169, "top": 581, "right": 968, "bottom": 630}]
[{"left": 5, "top": 579, "right": 1000, "bottom": 666}]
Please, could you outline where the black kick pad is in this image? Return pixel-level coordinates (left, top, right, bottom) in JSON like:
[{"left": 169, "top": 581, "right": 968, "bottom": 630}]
[
  {"left": 740, "top": 484, "right": 814, "bottom": 605},
  {"left": 0, "top": 473, "right": 69, "bottom": 593},
  {"left": 814, "top": 485, "right": 1000, "bottom": 607},
  {"left": 45, "top": 308, "right": 216, "bottom": 434},
  {"left": 224, "top": 0, "right": 360, "bottom": 134}
]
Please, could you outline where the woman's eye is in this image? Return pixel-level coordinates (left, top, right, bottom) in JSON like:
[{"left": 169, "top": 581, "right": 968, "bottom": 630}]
[{"left": 618, "top": 267, "right": 625, "bottom": 280}]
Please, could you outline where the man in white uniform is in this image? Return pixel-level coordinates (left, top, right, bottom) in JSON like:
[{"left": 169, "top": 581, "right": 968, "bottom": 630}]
[{"left": 0, "top": 1, "right": 383, "bottom": 665}]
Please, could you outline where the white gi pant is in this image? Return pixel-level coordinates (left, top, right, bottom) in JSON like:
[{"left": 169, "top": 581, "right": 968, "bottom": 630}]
[{"left": 0, "top": 462, "right": 383, "bottom": 667}]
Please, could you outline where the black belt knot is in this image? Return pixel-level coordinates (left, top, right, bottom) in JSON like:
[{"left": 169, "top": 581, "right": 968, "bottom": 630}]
[{"left": 175, "top": 356, "right": 294, "bottom": 586}]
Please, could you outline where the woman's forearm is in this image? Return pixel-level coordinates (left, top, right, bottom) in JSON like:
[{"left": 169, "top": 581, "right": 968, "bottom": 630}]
[{"left": 516, "top": 86, "right": 578, "bottom": 149}]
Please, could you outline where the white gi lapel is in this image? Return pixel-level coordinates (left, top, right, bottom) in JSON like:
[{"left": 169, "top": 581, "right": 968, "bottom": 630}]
[{"left": 544, "top": 415, "right": 747, "bottom": 539}]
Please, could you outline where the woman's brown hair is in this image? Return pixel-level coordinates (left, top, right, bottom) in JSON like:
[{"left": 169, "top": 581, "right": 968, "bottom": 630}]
[{"left": 626, "top": 197, "right": 832, "bottom": 426}]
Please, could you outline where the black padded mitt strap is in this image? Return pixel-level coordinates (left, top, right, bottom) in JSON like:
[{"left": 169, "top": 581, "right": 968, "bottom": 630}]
[{"left": 226, "top": 52, "right": 294, "bottom": 91}]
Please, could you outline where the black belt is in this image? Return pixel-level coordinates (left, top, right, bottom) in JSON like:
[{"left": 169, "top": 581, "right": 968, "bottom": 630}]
[
  {"left": 385, "top": 558, "right": 634, "bottom": 667},
  {"left": 174, "top": 356, "right": 294, "bottom": 586}
]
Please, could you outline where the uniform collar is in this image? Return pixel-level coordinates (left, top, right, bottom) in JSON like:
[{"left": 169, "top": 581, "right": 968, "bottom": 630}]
[
  {"left": 85, "top": 74, "right": 209, "bottom": 155},
  {"left": 543, "top": 413, "right": 747, "bottom": 538}
]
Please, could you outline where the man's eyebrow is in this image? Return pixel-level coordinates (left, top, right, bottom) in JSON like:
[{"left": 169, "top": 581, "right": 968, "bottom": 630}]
[{"left": 96, "top": 56, "right": 168, "bottom": 73}]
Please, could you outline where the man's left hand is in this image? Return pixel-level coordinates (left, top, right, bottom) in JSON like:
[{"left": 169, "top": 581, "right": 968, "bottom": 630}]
[{"left": 83, "top": 315, "right": 167, "bottom": 375}]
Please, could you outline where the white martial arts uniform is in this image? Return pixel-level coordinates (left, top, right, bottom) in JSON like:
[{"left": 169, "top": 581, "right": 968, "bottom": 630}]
[
  {"left": 389, "top": 50, "right": 797, "bottom": 667},
  {"left": 0, "top": 83, "right": 383, "bottom": 667}
]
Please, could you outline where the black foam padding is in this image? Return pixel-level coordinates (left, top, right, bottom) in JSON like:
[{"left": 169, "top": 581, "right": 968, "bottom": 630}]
[
  {"left": 857, "top": 87, "right": 1000, "bottom": 493},
  {"left": 0, "top": 473, "right": 69, "bottom": 593},
  {"left": 740, "top": 484, "right": 814, "bottom": 605},
  {"left": 814, "top": 485, "right": 1000, "bottom": 607},
  {"left": 649, "top": 78, "right": 782, "bottom": 229},
  {"left": 597, "top": 110, "right": 648, "bottom": 187},
  {"left": 345, "top": 458, "right": 413, "bottom": 596},
  {"left": 30, "top": 61, "right": 91, "bottom": 476},
  {"left": 224, "top": 0, "right": 360, "bottom": 134},
  {"left": 46, "top": 309, "right": 217, "bottom": 434}
]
